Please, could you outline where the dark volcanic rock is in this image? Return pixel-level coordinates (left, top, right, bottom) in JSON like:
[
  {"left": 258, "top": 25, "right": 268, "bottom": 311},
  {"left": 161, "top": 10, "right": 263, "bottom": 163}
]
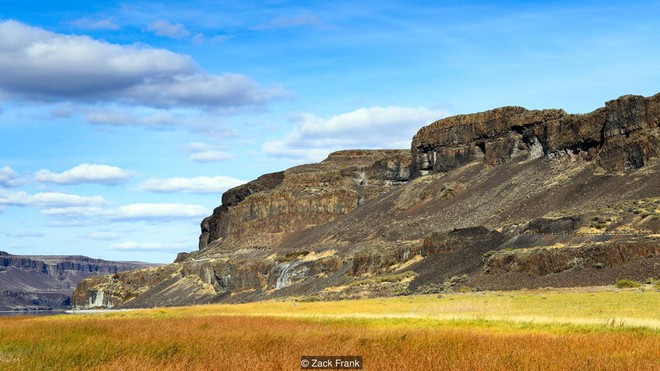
[
  {"left": 411, "top": 93, "right": 660, "bottom": 177},
  {"left": 197, "top": 150, "right": 411, "bottom": 252},
  {"left": 525, "top": 216, "right": 582, "bottom": 234},
  {"left": 72, "top": 93, "right": 660, "bottom": 308},
  {"left": 0, "top": 252, "right": 156, "bottom": 311}
]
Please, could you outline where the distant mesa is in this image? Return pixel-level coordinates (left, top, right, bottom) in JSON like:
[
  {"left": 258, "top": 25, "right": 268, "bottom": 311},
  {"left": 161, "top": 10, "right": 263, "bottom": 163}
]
[{"left": 0, "top": 251, "right": 157, "bottom": 312}]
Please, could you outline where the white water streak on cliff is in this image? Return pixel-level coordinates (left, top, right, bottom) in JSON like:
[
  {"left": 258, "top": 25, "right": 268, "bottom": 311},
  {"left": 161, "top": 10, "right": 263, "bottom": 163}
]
[{"left": 276, "top": 261, "right": 301, "bottom": 289}]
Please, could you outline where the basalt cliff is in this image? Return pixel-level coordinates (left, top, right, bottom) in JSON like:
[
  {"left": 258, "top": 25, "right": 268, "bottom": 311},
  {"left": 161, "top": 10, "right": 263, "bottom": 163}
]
[
  {"left": 74, "top": 93, "right": 659, "bottom": 308},
  {"left": 0, "top": 252, "right": 156, "bottom": 311}
]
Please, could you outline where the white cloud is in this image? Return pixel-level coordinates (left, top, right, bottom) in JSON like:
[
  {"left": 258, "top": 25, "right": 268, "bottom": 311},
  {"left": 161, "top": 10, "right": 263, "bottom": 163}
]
[
  {"left": 108, "top": 241, "right": 189, "bottom": 251},
  {"left": 263, "top": 106, "right": 448, "bottom": 161},
  {"left": 183, "top": 142, "right": 234, "bottom": 162},
  {"left": 0, "top": 191, "right": 105, "bottom": 208},
  {"left": 184, "top": 142, "right": 210, "bottom": 152},
  {"left": 136, "top": 176, "right": 244, "bottom": 194},
  {"left": 41, "top": 206, "right": 107, "bottom": 217},
  {"left": 35, "top": 164, "right": 133, "bottom": 185},
  {"left": 71, "top": 18, "right": 119, "bottom": 30},
  {"left": 148, "top": 20, "right": 192, "bottom": 39},
  {"left": 114, "top": 203, "right": 208, "bottom": 220},
  {"left": 0, "top": 166, "right": 23, "bottom": 187},
  {"left": 0, "top": 20, "right": 284, "bottom": 109},
  {"left": 191, "top": 33, "right": 205, "bottom": 45},
  {"left": 189, "top": 151, "right": 234, "bottom": 162},
  {"left": 40, "top": 202, "right": 208, "bottom": 223}
]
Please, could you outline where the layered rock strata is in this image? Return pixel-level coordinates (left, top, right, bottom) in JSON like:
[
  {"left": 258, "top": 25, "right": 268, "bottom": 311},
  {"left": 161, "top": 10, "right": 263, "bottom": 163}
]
[
  {"left": 0, "top": 252, "right": 156, "bottom": 311},
  {"left": 198, "top": 150, "right": 411, "bottom": 251},
  {"left": 412, "top": 94, "right": 659, "bottom": 176},
  {"left": 72, "top": 93, "right": 660, "bottom": 308}
]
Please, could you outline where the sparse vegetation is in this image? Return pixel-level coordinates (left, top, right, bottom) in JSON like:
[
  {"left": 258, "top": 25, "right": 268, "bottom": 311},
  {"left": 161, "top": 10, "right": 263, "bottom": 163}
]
[
  {"left": 349, "top": 270, "right": 416, "bottom": 286},
  {"left": 275, "top": 250, "right": 310, "bottom": 263},
  {"left": 615, "top": 279, "right": 642, "bottom": 288},
  {"left": 0, "top": 288, "right": 658, "bottom": 370},
  {"left": 482, "top": 250, "right": 498, "bottom": 259}
]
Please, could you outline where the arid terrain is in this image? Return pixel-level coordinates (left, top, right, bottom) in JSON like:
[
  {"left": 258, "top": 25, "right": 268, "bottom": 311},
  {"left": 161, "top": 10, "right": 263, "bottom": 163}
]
[
  {"left": 0, "top": 252, "right": 156, "bottom": 311},
  {"left": 72, "top": 93, "right": 659, "bottom": 309}
]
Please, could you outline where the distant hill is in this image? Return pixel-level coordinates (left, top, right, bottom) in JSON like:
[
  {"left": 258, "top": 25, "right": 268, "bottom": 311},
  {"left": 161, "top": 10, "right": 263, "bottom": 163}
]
[
  {"left": 73, "top": 93, "right": 659, "bottom": 309},
  {"left": 0, "top": 251, "right": 157, "bottom": 311}
]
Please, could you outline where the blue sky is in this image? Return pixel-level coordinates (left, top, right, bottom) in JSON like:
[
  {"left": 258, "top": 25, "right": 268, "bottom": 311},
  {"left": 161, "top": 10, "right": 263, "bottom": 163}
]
[{"left": 0, "top": 1, "right": 658, "bottom": 263}]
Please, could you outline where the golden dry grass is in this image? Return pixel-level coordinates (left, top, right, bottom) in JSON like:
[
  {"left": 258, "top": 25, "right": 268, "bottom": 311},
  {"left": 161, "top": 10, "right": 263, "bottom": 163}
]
[{"left": 1, "top": 288, "right": 658, "bottom": 370}]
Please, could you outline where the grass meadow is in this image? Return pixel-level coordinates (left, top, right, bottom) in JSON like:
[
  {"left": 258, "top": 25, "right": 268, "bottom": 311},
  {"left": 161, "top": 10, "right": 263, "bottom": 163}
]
[{"left": 0, "top": 287, "right": 658, "bottom": 370}]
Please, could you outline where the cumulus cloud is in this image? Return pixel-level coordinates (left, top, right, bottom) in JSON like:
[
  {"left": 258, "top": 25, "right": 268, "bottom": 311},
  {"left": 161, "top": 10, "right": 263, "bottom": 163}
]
[
  {"left": 136, "top": 176, "right": 244, "bottom": 193},
  {"left": 0, "top": 190, "right": 105, "bottom": 207},
  {"left": 148, "top": 20, "right": 192, "bottom": 39},
  {"left": 71, "top": 17, "right": 119, "bottom": 30},
  {"left": 189, "top": 151, "right": 234, "bottom": 162},
  {"left": 41, "top": 206, "right": 107, "bottom": 217},
  {"left": 35, "top": 164, "right": 132, "bottom": 185},
  {"left": 113, "top": 203, "right": 208, "bottom": 221},
  {"left": 263, "top": 106, "right": 448, "bottom": 162},
  {"left": 183, "top": 142, "right": 234, "bottom": 162},
  {"left": 41, "top": 203, "right": 208, "bottom": 223},
  {"left": 108, "top": 241, "right": 190, "bottom": 251},
  {"left": 0, "top": 20, "right": 284, "bottom": 109},
  {"left": 0, "top": 166, "right": 23, "bottom": 187}
]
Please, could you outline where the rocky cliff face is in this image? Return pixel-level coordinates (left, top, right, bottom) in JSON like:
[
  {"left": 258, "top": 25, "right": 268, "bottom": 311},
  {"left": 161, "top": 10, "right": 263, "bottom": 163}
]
[
  {"left": 412, "top": 94, "right": 659, "bottom": 176},
  {"left": 73, "top": 93, "right": 660, "bottom": 309},
  {"left": 198, "top": 150, "right": 411, "bottom": 251},
  {"left": 0, "top": 252, "right": 156, "bottom": 311}
]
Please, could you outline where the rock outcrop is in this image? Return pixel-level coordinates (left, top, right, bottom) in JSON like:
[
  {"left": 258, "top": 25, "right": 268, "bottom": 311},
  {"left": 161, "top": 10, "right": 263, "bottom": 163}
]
[
  {"left": 411, "top": 94, "right": 659, "bottom": 176},
  {"left": 198, "top": 150, "right": 411, "bottom": 251},
  {"left": 73, "top": 93, "right": 660, "bottom": 308},
  {"left": 0, "top": 252, "right": 156, "bottom": 311}
]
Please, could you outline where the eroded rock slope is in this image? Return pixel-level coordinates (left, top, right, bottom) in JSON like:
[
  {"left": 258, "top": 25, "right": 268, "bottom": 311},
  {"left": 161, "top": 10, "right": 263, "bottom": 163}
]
[
  {"left": 0, "top": 252, "right": 156, "bottom": 311},
  {"left": 73, "top": 93, "right": 660, "bottom": 308}
]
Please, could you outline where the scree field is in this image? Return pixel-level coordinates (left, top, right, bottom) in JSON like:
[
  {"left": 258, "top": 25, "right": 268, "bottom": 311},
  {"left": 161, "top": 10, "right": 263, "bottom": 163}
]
[{"left": 1, "top": 287, "right": 658, "bottom": 370}]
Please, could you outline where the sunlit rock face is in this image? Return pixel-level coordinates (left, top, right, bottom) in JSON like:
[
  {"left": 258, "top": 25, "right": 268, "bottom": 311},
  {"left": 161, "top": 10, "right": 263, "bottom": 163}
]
[
  {"left": 412, "top": 93, "right": 659, "bottom": 176},
  {"left": 0, "top": 252, "right": 155, "bottom": 311},
  {"left": 198, "top": 149, "right": 412, "bottom": 252},
  {"left": 73, "top": 93, "right": 660, "bottom": 308}
]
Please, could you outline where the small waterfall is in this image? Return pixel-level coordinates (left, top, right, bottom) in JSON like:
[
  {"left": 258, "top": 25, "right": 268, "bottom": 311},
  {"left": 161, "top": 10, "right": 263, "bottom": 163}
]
[
  {"left": 87, "top": 290, "right": 113, "bottom": 308},
  {"left": 276, "top": 261, "right": 300, "bottom": 289}
]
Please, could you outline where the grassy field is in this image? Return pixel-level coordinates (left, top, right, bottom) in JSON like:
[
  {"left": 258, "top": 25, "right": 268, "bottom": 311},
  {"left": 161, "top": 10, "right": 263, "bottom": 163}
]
[{"left": 1, "top": 287, "right": 658, "bottom": 370}]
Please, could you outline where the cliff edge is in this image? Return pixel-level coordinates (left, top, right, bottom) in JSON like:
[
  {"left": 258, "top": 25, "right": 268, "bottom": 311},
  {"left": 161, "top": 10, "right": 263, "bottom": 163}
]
[{"left": 73, "top": 93, "right": 659, "bottom": 308}]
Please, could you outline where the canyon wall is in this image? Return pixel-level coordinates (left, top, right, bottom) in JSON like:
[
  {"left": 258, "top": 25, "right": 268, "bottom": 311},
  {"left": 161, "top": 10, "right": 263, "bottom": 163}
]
[{"left": 72, "top": 93, "right": 660, "bottom": 308}]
